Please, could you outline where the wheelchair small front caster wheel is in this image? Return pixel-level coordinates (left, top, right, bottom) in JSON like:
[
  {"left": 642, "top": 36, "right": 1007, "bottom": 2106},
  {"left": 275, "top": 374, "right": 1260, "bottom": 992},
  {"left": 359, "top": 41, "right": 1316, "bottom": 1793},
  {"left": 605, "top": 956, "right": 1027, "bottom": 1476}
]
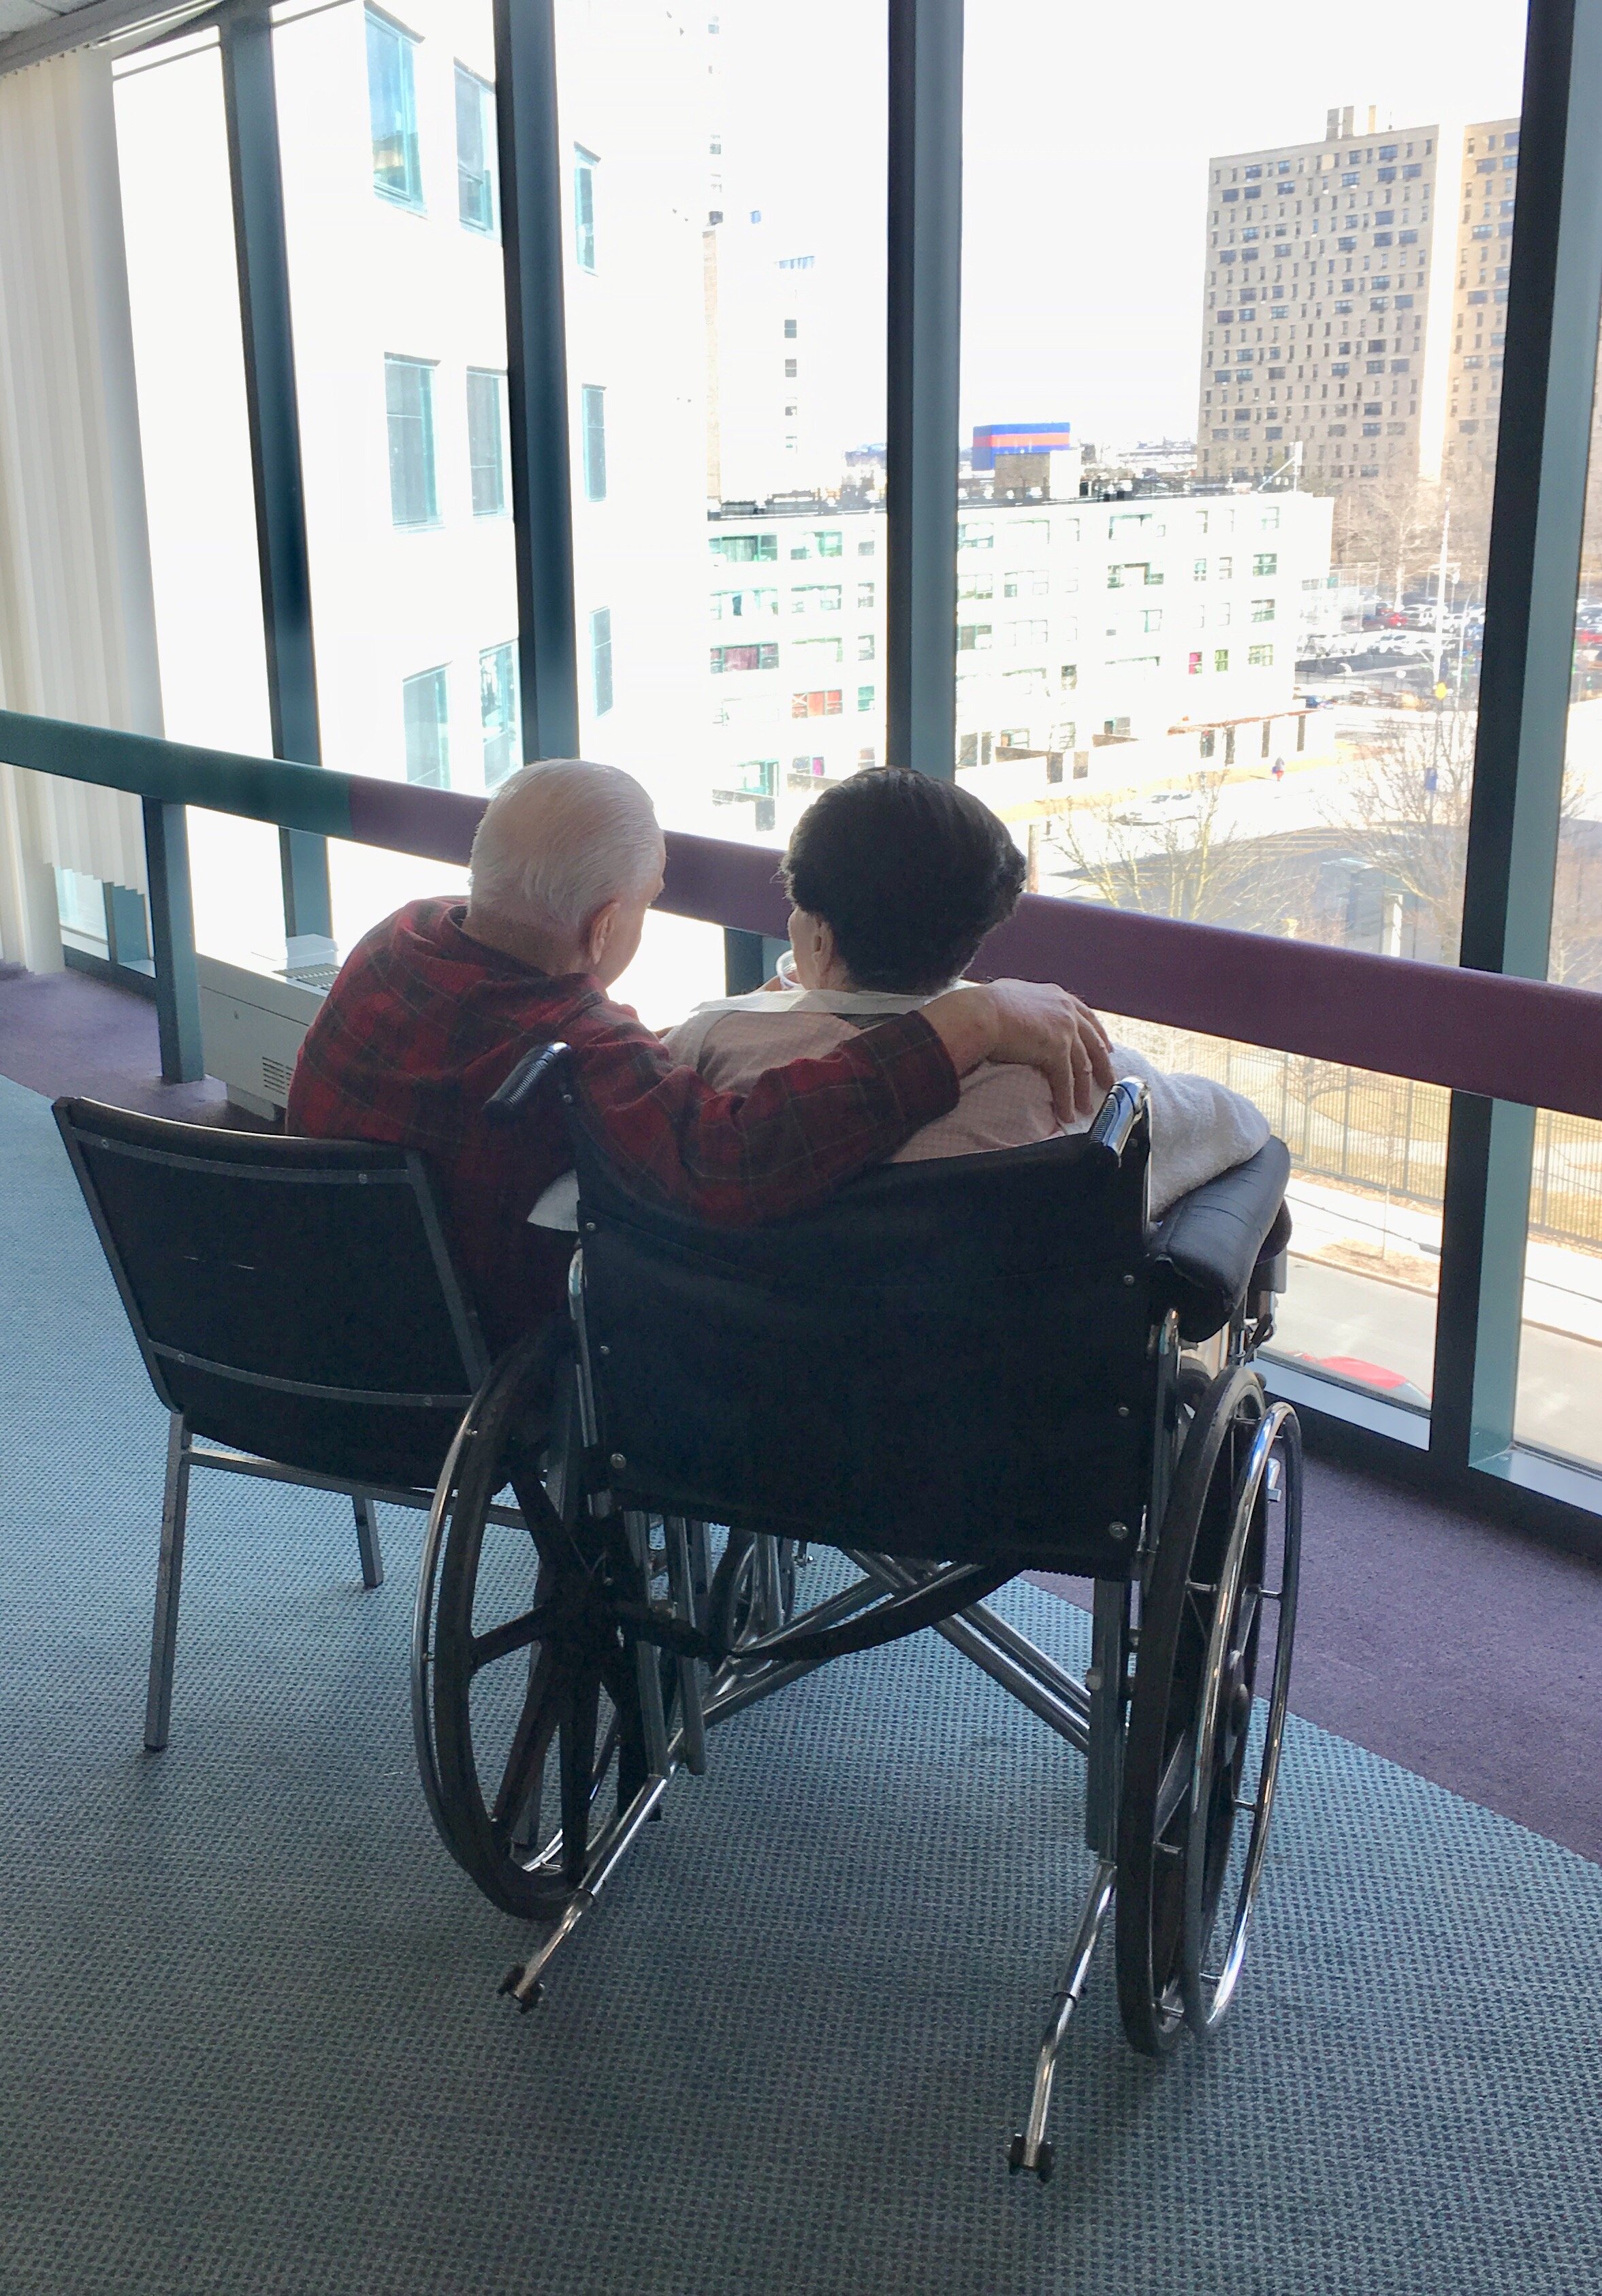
[
  {"left": 1006, "top": 2133, "right": 1053, "bottom": 2182},
  {"left": 498, "top": 1964, "right": 545, "bottom": 2011}
]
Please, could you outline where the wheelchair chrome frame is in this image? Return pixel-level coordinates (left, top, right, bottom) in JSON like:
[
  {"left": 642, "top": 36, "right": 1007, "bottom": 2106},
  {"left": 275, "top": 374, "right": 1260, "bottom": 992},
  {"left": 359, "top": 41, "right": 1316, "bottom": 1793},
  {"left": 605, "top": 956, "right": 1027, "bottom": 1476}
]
[{"left": 463, "top": 1241, "right": 1288, "bottom": 2173}]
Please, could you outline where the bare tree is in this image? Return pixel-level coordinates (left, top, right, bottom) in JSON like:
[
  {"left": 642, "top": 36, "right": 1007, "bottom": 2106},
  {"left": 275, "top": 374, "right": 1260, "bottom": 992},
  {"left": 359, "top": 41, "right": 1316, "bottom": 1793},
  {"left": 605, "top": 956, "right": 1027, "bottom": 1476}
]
[
  {"left": 1326, "top": 701, "right": 1602, "bottom": 983},
  {"left": 1046, "top": 764, "right": 1298, "bottom": 928},
  {"left": 1326, "top": 466, "right": 1445, "bottom": 607}
]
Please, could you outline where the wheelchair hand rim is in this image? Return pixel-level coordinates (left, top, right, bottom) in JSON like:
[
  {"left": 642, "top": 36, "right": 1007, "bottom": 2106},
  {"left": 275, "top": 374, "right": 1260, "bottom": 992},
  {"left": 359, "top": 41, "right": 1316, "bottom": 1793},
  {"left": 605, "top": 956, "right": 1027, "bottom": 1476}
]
[{"left": 1181, "top": 1399, "right": 1302, "bottom": 2035}]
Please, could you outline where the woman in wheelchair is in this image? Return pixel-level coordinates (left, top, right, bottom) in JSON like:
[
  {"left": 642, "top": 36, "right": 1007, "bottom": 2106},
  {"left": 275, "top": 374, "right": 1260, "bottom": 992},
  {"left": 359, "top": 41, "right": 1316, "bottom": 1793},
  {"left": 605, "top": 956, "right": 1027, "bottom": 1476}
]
[
  {"left": 419, "top": 773, "right": 1303, "bottom": 2184},
  {"left": 663, "top": 767, "right": 1270, "bottom": 1216}
]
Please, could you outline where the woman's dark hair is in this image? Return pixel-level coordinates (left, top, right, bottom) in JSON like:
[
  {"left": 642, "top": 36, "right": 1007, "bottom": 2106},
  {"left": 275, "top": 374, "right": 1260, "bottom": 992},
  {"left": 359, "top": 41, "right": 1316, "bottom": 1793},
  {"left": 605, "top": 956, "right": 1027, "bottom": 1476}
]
[{"left": 781, "top": 767, "right": 1026, "bottom": 995}]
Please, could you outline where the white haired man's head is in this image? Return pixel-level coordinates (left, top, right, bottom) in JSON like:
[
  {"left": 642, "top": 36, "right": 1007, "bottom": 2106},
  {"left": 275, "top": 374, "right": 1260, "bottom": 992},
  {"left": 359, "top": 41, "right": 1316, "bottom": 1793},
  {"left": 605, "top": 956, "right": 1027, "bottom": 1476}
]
[{"left": 464, "top": 758, "right": 665, "bottom": 985}]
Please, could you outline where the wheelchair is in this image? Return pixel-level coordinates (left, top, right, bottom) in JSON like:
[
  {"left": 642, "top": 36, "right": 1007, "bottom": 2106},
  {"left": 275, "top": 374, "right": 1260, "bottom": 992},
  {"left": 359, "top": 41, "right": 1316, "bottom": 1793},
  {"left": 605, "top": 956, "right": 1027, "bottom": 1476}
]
[{"left": 413, "top": 1047, "right": 1302, "bottom": 2181}]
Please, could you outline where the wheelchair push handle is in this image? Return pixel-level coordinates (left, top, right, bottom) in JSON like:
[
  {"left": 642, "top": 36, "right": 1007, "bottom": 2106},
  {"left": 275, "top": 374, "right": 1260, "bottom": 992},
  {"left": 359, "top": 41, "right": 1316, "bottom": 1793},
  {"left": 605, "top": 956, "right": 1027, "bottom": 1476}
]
[
  {"left": 1086, "top": 1077, "right": 1151, "bottom": 1166},
  {"left": 485, "top": 1040, "right": 573, "bottom": 1126}
]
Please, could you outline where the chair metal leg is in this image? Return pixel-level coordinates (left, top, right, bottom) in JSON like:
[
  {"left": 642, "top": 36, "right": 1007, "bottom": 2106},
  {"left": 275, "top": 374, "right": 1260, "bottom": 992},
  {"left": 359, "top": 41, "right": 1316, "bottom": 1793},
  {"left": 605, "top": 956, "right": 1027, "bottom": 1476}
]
[
  {"left": 353, "top": 1495, "right": 384, "bottom": 1590},
  {"left": 144, "top": 1413, "right": 192, "bottom": 1752}
]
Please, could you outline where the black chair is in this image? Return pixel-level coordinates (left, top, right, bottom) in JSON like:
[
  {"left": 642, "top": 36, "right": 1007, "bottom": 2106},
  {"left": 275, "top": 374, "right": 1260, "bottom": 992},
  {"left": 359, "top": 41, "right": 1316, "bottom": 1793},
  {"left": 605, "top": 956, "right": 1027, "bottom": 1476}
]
[
  {"left": 54, "top": 1098, "right": 495, "bottom": 1751},
  {"left": 415, "top": 1051, "right": 1303, "bottom": 2180}
]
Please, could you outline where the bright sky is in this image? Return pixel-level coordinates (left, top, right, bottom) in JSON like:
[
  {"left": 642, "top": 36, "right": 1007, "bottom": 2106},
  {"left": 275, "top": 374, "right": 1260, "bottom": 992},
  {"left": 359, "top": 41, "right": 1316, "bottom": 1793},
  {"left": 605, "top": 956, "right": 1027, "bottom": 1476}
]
[{"left": 714, "top": 0, "right": 1528, "bottom": 451}]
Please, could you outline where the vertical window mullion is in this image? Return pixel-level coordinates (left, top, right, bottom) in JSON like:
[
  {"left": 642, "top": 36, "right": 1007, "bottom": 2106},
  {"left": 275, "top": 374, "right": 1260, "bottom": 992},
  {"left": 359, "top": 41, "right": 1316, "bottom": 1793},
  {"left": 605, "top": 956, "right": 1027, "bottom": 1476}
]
[
  {"left": 886, "top": 0, "right": 963, "bottom": 781},
  {"left": 492, "top": 0, "right": 580, "bottom": 760},
  {"left": 1432, "top": 0, "right": 1602, "bottom": 1477}
]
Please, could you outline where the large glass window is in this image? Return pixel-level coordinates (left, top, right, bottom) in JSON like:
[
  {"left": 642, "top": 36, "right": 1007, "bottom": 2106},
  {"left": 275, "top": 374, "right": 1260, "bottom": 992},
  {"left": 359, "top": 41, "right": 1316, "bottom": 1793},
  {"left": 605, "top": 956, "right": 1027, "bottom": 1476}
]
[
  {"left": 454, "top": 62, "right": 496, "bottom": 233},
  {"left": 366, "top": 9, "right": 423, "bottom": 209},
  {"left": 277, "top": 0, "right": 514, "bottom": 947},
  {"left": 466, "top": 366, "right": 507, "bottom": 514},
  {"left": 385, "top": 354, "right": 439, "bottom": 526},
  {"left": 112, "top": 29, "right": 283, "bottom": 972},
  {"left": 554, "top": 0, "right": 888, "bottom": 925},
  {"left": 1510, "top": 301, "right": 1602, "bottom": 1471},
  {"left": 403, "top": 665, "right": 451, "bottom": 784},
  {"left": 965, "top": 7, "right": 1527, "bottom": 1418}
]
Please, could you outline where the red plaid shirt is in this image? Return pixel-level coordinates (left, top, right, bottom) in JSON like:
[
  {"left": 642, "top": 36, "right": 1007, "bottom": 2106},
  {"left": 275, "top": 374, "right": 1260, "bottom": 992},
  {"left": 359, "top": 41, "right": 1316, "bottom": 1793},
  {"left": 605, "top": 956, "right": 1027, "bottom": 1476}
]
[{"left": 286, "top": 899, "right": 958, "bottom": 1348}]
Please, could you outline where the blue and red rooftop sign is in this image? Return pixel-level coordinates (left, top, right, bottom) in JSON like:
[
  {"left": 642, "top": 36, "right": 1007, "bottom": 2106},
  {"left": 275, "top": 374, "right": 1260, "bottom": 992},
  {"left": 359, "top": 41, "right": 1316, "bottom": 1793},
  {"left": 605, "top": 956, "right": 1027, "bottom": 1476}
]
[{"left": 970, "top": 421, "right": 1074, "bottom": 471}]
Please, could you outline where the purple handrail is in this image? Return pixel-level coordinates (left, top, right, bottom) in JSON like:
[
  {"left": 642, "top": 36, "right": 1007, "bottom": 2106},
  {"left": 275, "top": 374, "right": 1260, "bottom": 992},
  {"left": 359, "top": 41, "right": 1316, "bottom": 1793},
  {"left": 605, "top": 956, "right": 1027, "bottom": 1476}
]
[{"left": 341, "top": 788, "right": 1602, "bottom": 1124}]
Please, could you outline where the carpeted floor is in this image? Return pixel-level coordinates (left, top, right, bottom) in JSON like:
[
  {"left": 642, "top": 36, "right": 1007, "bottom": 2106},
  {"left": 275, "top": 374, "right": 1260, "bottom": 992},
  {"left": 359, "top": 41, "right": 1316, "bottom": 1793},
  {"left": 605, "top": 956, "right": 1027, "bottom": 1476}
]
[{"left": 4, "top": 1069, "right": 1602, "bottom": 2293}]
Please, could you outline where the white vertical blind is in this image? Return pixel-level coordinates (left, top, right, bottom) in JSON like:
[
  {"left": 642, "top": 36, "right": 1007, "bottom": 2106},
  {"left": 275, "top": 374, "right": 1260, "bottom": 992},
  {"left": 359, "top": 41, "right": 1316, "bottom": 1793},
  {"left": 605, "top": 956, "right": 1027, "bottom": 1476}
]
[{"left": 0, "top": 45, "right": 161, "bottom": 965}]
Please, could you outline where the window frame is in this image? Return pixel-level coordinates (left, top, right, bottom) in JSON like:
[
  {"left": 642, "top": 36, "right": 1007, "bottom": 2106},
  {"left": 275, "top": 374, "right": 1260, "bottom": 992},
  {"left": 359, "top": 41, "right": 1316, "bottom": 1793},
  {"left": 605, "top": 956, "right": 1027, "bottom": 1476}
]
[{"left": 364, "top": 8, "right": 424, "bottom": 212}]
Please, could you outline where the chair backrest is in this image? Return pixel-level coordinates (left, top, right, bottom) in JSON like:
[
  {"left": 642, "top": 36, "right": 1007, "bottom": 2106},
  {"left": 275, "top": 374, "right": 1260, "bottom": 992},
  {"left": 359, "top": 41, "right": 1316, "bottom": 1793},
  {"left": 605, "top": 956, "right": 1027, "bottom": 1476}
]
[
  {"left": 54, "top": 1098, "right": 490, "bottom": 1491},
  {"left": 566, "top": 1094, "right": 1157, "bottom": 1576}
]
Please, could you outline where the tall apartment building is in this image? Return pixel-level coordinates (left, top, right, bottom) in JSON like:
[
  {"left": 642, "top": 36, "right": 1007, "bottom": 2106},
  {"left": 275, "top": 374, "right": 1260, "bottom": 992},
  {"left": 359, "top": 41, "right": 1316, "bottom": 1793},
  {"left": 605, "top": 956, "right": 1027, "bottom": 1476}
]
[
  {"left": 1195, "top": 108, "right": 1520, "bottom": 496},
  {"left": 1445, "top": 116, "right": 1519, "bottom": 466}
]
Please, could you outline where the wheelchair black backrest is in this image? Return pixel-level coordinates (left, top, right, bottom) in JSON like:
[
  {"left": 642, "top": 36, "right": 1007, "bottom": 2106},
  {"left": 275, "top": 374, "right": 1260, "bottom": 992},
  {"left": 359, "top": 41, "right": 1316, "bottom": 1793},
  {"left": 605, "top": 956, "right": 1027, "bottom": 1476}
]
[
  {"left": 565, "top": 1091, "right": 1159, "bottom": 1576},
  {"left": 54, "top": 1098, "right": 490, "bottom": 1493}
]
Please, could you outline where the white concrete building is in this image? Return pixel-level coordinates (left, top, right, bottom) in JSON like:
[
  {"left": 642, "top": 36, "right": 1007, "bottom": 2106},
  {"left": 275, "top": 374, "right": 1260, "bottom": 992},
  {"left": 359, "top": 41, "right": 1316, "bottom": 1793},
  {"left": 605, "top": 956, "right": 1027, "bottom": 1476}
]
[
  {"left": 114, "top": 0, "right": 713, "bottom": 961},
  {"left": 701, "top": 487, "right": 1333, "bottom": 846}
]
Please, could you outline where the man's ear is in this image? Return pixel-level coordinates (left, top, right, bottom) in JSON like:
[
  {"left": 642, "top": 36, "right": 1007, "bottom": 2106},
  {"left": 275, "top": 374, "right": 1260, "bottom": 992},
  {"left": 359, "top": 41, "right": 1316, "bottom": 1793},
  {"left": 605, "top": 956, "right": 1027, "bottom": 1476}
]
[{"left": 584, "top": 897, "right": 622, "bottom": 972}]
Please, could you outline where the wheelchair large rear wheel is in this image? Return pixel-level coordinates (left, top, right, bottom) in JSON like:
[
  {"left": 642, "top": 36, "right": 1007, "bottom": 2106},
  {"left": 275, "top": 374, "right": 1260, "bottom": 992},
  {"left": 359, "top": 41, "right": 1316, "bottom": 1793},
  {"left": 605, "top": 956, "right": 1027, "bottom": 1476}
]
[
  {"left": 415, "top": 1334, "right": 654, "bottom": 1923},
  {"left": 1115, "top": 1367, "right": 1302, "bottom": 2056}
]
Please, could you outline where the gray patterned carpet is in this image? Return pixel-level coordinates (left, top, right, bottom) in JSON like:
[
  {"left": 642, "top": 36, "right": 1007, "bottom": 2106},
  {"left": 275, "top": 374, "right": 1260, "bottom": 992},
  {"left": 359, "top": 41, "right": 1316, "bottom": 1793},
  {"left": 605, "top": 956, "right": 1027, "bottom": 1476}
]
[{"left": 3, "top": 1073, "right": 1601, "bottom": 2295}]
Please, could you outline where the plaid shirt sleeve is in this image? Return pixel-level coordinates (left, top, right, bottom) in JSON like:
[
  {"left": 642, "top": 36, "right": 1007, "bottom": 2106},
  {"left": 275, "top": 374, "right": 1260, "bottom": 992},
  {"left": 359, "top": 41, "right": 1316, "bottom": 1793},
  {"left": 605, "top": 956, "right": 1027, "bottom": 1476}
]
[{"left": 569, "top": 1002, "right": 959, "bottom": 1224}]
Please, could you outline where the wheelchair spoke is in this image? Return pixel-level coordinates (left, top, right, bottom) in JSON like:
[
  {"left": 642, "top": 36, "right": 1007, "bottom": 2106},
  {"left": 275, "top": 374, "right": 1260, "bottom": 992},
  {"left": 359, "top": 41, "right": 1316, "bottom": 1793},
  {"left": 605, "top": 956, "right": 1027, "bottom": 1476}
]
[
  {"left": 491, "top": 1644, "right": 562, "bottom": 1836},
  {"left": 1153, "top": 1727, "right": 1196, "bottom": 1837},
  {"left": 470, "top": 1596, "right": 560, "bottom": 1676},
  {"left": 559, "top": 1668, "right": 603, "bottom": 1888}
]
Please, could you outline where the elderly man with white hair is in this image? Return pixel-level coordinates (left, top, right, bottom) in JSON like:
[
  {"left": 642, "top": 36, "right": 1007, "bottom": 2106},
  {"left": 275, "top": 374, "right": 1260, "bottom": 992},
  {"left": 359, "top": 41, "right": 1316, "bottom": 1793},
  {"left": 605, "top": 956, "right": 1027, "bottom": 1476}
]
[{"left": 288, "top": 759, "right": 1113, "bottom": 1347}]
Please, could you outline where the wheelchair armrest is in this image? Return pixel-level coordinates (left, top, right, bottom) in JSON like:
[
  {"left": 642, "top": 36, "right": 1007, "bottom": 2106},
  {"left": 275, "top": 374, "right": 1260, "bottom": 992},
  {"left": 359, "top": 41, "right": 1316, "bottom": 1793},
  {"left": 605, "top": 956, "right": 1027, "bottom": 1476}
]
[{"left": 1145, "top": 1138, "right": 1293, "bottom": 1341}]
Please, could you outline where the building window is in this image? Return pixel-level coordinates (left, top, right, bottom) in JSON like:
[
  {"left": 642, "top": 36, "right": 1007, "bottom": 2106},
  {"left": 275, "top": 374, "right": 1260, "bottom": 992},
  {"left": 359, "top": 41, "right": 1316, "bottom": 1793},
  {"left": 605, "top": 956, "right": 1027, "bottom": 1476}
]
[
  {"left": 957, "top": 624, "right": 993, "bottom": 652},
  {"left": 857, "top": 633, "right": 875, "bottom": 661},
  {"left": 366, "top": 11, "right": 422, "bottom": 208},
  {"left": 1059, "top": 663, "right": 1077, "bottom": 690},
  {"left": 1214, "top": 648, "right": 1230, "bottom": 673},
  {"left": 479, "top": 643, "right": 518, "bottom": 786},
  {"left": 573, "top": 146, "right": 598, "bottom": 271},
  {"left": 466, "top": 368, "right": 506, "bottom": 516},
  {"left": 856, "top": 684, "right": 875, "bottom": 712},
  {"left": 709, "top": 643, "right": 778, "bottom": 673},
  {"left": 784, "top": 318, "right": 797, "bottom": 338},
  {"left": 857, "top": 582, "right": 875, "bottom": 610},
  {"left": 385, "top": 355, "right": 438, "bottom": 526},
  {"left": 1251, "top": 599, "right": 1275, "bottom": 623},
  {"left": 790, "top": 689, "right": 842, "bottom": 718},
  {"left": 455, "top": 64, "right": 496, "bottom": 232},
  {"left": 1199, "top": 729, "right": 1216, "bottom": 759},
  {"left": 1188, "top": 651, "right": 1203, "bottom": 675},
  {"left": 1253, "top": 552, "right": 1278, "bottom": 575},
  {"left": 403, "top": 666, "right": 449, "bottom": 786},
  {"left": 589, "top": 607, "right": 613, "bottom": 713},
  {"left": 581, "top": 385, "right": 607, "bottom": 502},
  {"left": 1249, "top": 643, "right": 1274, "bottom": 667},
  {"left": 710, "top": 532, "right": 778, "bottom": 563}
]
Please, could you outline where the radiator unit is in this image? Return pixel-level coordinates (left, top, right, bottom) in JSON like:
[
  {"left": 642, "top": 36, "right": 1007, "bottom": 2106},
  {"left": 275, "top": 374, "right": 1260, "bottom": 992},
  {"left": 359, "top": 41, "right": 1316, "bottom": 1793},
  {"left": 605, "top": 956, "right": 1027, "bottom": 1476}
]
[{"left": 196, "top": 939, "right": 338, "bottom": 1119}]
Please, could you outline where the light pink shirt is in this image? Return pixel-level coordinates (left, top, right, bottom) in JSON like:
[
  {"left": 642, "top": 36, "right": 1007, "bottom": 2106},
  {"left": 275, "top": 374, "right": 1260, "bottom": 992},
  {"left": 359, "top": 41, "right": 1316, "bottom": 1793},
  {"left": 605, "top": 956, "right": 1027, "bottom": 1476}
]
[{"left": 662, "top": 988, "right": 1270, "bottom": 1219}]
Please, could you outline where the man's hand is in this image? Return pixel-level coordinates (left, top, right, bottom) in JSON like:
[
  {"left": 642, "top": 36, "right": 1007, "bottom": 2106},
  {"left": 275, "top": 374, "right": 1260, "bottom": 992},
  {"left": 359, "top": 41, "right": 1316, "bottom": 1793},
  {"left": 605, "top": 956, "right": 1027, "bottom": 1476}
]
[{"left": 921, "top": 980, "right": 1116, "bottom": 1125}]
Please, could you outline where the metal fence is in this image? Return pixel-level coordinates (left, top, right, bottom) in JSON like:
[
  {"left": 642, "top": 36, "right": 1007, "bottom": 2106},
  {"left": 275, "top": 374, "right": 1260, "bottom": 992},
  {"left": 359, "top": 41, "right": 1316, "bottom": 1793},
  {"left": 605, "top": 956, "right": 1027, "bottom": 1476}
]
[{"left": 1108, "top": 1017, "right": 1602, "bottom": 1255}]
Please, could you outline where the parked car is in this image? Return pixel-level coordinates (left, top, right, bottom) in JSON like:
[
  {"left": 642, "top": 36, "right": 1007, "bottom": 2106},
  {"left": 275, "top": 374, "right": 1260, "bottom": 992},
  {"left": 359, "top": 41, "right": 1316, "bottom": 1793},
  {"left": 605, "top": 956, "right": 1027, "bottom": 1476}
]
[
  {"left": 1112, "top": 791, "right": 1200, "bottom": 829},
  {"left": 1287, "top": 1352, "right": 1431, "bottom": 1412}
]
